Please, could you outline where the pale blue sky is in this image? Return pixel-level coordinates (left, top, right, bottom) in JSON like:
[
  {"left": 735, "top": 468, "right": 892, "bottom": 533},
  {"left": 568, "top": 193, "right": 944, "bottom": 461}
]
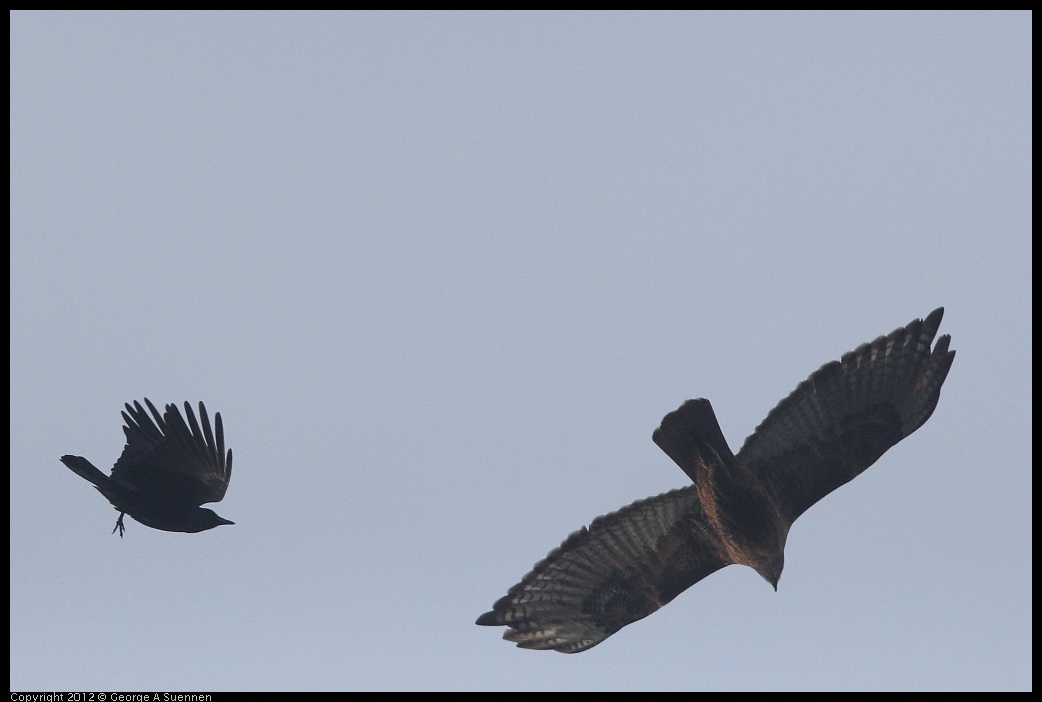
[{"left": 11, "top": 11, "right": 1031, "bottom": 691}]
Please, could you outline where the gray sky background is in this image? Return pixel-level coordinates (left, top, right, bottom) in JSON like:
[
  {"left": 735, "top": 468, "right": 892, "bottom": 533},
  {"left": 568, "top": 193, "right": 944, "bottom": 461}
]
[{"left": 11, "top": 11, "right": 1030, "bottom": 691}]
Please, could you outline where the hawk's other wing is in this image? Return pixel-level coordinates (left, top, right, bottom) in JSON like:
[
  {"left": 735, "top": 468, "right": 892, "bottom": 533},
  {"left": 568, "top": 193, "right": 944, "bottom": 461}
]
[
  {"left": 476, "top": 486, "right": 729, "bottom": 653},
  {"left": 736, "top": 307, "right": 954, "bottom": 527},
  {"left": 111, "top": 399, "right": 233, "bottom": 506}
]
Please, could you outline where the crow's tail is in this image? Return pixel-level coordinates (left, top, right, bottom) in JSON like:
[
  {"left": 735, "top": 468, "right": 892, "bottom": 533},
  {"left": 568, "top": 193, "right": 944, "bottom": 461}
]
[{"left": 60, "top": 455, "right": 109, "bottom": 488}]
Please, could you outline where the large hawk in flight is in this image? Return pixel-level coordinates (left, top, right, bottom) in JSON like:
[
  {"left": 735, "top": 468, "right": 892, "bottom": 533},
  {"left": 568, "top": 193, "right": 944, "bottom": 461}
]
[{"left": 477, "top": 308, "right": 955, "bottom": 653}]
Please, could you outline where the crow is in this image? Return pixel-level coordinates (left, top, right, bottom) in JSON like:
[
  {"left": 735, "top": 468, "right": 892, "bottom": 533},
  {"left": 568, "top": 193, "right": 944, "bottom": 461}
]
[{"left": 61, "top": 399, "right": 234, "bottom": 537}]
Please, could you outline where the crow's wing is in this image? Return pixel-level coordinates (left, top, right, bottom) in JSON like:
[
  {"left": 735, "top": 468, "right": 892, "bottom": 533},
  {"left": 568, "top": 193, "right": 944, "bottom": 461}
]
[{"left": 111, "top": 399, "right": 233, "bottom": 506}]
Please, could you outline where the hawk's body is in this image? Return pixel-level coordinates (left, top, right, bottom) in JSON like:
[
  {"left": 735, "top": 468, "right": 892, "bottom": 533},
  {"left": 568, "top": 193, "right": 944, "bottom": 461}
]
[{"left": 477, "top": 308, "right": 954, "bottom": 653}]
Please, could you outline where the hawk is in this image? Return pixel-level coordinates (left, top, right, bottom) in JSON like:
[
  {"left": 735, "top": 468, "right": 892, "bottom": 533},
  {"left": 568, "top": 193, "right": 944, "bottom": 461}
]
[
  {"left": 61, "top": 399, "right": 234, "bottom": 537},
  {"left": 477, "top": 308, "right": 954, "bottom": 652}
]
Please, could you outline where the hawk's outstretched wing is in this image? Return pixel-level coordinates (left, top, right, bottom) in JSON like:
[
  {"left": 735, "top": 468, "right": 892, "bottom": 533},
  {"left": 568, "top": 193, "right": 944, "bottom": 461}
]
[
  {"left": 737, "top": 307, "right": 954, "bottom": 526},
  {"left": 477, "top": 487, "right": 728, "bottom": 653}
]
